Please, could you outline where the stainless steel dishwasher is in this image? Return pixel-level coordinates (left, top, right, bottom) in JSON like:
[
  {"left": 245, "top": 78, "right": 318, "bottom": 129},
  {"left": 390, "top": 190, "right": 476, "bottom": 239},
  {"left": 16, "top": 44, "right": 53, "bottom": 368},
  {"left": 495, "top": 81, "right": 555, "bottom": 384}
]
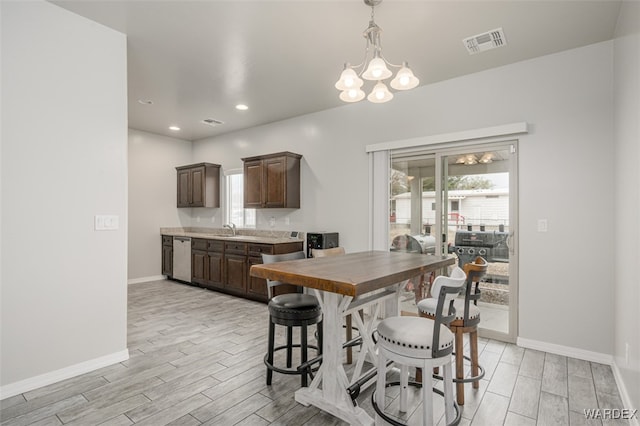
[{"left": 172, "top": 236, "right": 192, "bottom": 282}]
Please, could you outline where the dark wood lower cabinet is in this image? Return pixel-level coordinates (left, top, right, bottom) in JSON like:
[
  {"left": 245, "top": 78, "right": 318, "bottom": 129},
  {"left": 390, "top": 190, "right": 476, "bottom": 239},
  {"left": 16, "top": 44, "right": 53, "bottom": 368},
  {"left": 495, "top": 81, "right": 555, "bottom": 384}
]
[
  {"left": 162, "top": 236, "right": 173, "bottom": 277},
  {"left": 191, "top": 249, "right": 207, "bottom": 283},
  {"left": 224, "top": 254, "right": 247, "bottom": 294},
  {"left": 247, "top": 256, "right": 268, "bottom": 299},
  {"left": 169, "top": 236, "right": 302, "bottom": 303},
  {"left": 245, "top": 242, "right": 303, "bottom": 301},
  {"left": 207, "top": 252, "right": 223, "bottom": 287},
  {"left": 191, "top": 238, "right": 224, "bottom": 291}
]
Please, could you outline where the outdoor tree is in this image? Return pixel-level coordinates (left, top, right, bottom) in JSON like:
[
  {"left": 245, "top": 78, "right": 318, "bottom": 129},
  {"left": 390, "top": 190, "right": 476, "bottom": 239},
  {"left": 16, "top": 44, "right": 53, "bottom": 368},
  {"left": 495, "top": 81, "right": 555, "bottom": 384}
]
[{"left": 419, "top": 175, "right": 494, "bottom": 191}]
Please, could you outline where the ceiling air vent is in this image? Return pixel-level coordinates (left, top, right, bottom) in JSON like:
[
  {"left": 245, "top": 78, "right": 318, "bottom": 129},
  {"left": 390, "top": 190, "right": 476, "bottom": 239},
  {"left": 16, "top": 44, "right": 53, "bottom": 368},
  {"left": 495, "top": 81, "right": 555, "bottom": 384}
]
[
  {"left": 201, "top": 118, "right": 224, "bottom": 127},
  {"left": 463, "top": 27, "right": 506, "bottom": 55}
]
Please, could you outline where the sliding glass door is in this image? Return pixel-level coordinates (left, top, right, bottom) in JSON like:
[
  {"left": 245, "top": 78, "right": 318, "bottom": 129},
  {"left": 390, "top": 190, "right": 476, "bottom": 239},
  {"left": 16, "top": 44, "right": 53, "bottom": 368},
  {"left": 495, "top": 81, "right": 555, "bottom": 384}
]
[{"left": 390, "top": 141, "right": 518, "bottom": 342}]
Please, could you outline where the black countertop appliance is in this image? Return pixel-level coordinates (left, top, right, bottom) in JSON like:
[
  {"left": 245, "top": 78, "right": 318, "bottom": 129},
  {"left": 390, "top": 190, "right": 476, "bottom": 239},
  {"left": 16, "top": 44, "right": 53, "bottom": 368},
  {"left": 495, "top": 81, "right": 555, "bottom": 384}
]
[{"left": 306, "top": 232, "right": 339, "bottom": 258}]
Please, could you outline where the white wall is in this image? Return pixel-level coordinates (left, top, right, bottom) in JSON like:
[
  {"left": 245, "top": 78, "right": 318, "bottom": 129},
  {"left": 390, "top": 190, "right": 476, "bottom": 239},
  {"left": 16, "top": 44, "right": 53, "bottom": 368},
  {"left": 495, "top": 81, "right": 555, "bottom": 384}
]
[
  {"left": 613, "top": 0, "right": 640, "bottom": 408},
  {"left": 189, "top": 42, "right": 616, "bottom": 356},
  {"left": 191, "top": 111, "right": 371, "bottom": 248},
  {"left": 0, "top": 1, "right": 128, "bottom": 394},
  {"left": 128, "top": 129, "right": 192, "bottom": 282}
]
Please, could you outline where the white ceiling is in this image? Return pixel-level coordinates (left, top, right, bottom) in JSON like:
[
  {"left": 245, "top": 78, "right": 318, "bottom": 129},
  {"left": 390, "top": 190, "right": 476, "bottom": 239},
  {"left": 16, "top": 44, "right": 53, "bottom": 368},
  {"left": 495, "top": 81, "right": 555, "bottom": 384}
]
[{"left": 50, "top": 0, "right": 622, "bottom": 141}]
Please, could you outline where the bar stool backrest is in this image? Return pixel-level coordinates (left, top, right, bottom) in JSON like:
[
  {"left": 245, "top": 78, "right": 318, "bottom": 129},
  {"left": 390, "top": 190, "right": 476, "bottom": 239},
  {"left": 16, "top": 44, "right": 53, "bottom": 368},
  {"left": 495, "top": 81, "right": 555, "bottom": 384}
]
[
  {"left": 261, "top": 251, "right": 306, "bottom": 299},
  {"left": 430, "top": 266, "right": 467, "bottom": 358},
  {"left": 462, "top": 256, "right": 489, "bottom": 327}
]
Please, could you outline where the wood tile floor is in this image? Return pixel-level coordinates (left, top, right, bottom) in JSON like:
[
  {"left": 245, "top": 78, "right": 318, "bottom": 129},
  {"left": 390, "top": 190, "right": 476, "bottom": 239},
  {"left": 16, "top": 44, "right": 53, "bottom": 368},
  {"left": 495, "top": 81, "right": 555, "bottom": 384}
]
[{"left": 1, "top": 280, "right": 627, "bottom": 425}]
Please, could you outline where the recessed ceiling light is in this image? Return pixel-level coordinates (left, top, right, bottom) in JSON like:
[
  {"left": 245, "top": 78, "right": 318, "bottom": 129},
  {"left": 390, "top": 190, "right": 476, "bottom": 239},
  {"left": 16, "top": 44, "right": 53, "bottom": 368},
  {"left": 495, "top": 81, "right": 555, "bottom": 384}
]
[
  {"left": 235, "top": 104, "right": 249, "bottom": 111},
  {"left": 169, "top": 126, "right": 181, "bottom": 131},
  {"left": 137, "top": 99, "right": 154, "bottom": 105}
]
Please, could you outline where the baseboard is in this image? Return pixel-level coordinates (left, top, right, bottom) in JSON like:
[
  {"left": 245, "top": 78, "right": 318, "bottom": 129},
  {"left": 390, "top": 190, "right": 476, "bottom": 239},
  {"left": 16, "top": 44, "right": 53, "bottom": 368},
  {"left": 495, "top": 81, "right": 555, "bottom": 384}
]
[
  {"left": 0, "top": 349, "right": 129, "bottom": 400},
  {"left": 128, "top": 275, "right": 166, "bottom": 285},
  {"left": 517, "top": 337, "right": 613, "bottom": 365},
  {"left": 611, "top": 361, "right": 640, "bottom": 426}
]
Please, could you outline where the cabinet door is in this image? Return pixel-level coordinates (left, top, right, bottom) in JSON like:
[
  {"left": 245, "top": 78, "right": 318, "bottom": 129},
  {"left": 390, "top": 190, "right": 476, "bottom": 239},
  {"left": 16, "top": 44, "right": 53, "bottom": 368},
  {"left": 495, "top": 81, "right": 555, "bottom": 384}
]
[
  {"left": 177, "top": 168, "right": 191, "bottom": 207},
  {"left": 162, "top": 245, "right": 173, "bottom": 276},
  {"left": 244, "top": 159, "right": 263, "bottom": 208},
  {"left": 263, "top": 156, "right": 286, "bottom": 207},
  {"left": 207, "top": 251, "right": 223, "bottom": 287},
  {"left": 247, "top": 256, "right": 268, "bottom": 300},
  {"left": 190, "top": 166, "right": 206, "bottom": 207},
  {"left": 225, "top": 254, "right": 247, "bottom": 293},
  {"left": 191, "top": 250, "right": 208, "bottom": 284}
]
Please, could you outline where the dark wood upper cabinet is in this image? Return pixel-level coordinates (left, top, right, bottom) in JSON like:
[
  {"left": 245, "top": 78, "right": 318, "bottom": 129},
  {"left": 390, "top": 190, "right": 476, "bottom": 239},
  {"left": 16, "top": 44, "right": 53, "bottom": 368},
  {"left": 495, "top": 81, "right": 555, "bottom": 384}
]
[
  {"left": 243, "top": 160, "right": 263, "bottom": 208},
  {"left": 175, "top": 163, "right": 221, "bottom": 208},
  {"left": 242, "top": 152, "right": 301, "bottom": 208}
]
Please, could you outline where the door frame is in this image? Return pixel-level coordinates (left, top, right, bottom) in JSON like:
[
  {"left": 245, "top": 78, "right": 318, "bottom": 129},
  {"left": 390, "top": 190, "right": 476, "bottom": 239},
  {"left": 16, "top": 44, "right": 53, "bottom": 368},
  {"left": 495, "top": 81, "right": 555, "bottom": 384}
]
[
  {"left": 433, "top": 141, "right": 519, "bottom": 343},
  {"left": 368, "top": 124, "right": 526, "bottom": 343}
]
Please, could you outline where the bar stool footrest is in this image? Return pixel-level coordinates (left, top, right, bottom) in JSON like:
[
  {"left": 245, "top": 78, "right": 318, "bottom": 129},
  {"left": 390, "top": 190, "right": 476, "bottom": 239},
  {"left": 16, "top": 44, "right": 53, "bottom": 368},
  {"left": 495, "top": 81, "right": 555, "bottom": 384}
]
[
  {"left": 264, "top": 343, "right": 319, "bottom": 377},
  {"left": 371, "top": 381, "right": 461, "bottom": 426},
  {"left": 432, "top": 353, "right": 485, "bottom": 384}
]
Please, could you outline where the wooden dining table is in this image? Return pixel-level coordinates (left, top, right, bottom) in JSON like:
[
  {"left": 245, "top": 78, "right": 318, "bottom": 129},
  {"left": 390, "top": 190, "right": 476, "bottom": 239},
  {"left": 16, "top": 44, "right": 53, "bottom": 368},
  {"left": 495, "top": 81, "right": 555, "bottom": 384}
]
[{"left": 250, "top": 250, "right": 455, "bottom": 425}]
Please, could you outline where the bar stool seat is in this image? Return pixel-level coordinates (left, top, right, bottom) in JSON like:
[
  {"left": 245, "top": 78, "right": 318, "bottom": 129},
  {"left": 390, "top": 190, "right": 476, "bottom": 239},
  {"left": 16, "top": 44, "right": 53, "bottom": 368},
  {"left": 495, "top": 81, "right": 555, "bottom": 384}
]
[
  {"left": 372, "top": 268, "right": 466, "bottom": 426},
  {"left": 263, "top": 251, "right": 323, "bottom": 388},
  {"left": 269, "top": 293, "right": 321, "bottom": 320}
]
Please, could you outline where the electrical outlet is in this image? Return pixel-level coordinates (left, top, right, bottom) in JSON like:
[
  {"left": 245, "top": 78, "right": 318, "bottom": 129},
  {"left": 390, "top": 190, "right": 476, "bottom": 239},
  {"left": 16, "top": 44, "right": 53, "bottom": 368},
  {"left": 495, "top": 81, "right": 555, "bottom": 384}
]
[
  {"left": 285, "top": 217, "right": 290, "bottom": 225},
  {"left": 269, "top": 216, "right": 276, "bottom": 227}
]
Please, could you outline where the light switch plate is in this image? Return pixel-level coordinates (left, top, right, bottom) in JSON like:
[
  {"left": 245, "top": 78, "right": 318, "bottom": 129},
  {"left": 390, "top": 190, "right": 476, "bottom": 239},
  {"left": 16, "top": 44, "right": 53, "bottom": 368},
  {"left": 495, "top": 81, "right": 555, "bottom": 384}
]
[
  {"left": 95, "top": 215, "right": 119, "bottom": 231},
  {"left": 537, "top": 219, "right": 548, "bottom": 232}
]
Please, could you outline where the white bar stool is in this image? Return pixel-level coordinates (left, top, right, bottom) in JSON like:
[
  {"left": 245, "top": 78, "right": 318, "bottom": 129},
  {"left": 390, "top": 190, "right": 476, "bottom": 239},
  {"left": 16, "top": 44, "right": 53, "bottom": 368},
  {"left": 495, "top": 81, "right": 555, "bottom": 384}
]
[
  {"left": 418, "top": 256, "right": 488, "bottom": 405},
  {"left": 372, "top": 268, "right": 466, "bottom": 426}
]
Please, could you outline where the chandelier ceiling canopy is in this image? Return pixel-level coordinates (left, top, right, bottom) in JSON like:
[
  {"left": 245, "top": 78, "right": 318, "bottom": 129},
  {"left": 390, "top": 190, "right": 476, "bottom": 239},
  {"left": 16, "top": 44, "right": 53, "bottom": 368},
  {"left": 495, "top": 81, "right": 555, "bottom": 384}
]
[{"left": 335, "top": 0, "right": 419, "bottom": 104}]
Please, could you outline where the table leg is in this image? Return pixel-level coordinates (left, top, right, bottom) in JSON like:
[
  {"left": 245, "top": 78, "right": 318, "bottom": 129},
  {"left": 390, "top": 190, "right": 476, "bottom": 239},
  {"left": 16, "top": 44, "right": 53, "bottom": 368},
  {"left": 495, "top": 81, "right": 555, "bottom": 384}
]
[{"left": 295, "top": 292, "right": 374, "bottom": 426}]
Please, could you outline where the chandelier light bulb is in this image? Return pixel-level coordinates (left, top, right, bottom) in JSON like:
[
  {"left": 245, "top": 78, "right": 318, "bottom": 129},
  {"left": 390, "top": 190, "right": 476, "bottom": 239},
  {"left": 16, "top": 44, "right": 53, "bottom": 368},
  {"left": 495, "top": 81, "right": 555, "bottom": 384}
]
[
  {"left": 367, "top": 82, "right": 393, "bottom": 103},
  {"left": 362, "top": 57, "right": 392, "bottom": 81},
  {"left": 479, "top": 153, "right": 493, "bottom": 163},
  {"left": 390, "top": 62, "right": 420, "bottom": 90},
  {"left": 340, "top": 88, "right": 366, "bottom": 103},
  {"left": 335, "top": 66, "right": 363, "bottom": 91}
]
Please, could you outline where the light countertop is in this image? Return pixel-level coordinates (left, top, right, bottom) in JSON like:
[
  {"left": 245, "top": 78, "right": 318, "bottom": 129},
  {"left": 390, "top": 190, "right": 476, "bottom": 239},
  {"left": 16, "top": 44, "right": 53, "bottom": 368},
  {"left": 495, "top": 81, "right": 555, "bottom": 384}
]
[{"left": 161, "top": 227, "right": 304, "bottom": 245}]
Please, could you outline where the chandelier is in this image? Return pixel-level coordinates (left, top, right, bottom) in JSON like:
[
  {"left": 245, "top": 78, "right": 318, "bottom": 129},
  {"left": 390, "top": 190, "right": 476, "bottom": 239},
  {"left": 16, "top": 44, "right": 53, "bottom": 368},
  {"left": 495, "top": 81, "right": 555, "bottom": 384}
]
[{"left": 335, "top": 0, "right": 419, "bottom": 104}]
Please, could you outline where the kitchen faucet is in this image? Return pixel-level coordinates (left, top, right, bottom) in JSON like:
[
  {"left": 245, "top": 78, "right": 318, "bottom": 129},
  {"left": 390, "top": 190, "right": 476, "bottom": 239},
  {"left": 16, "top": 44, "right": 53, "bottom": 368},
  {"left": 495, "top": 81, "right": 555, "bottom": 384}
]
[{"left": 224, "top": 223, "right": 237, "bottom": 236}]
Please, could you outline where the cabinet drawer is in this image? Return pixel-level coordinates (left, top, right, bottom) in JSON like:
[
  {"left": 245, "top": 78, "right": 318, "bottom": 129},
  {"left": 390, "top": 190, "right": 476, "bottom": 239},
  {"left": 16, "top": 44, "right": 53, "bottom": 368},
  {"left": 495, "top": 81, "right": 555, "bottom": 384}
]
[
  {"left": 207, "top": 240, "right": 224, "bottom": 252},
  {"left": 191, "top": 238, "right": 208, "bottom": 251},
  {"left": 248, "top": 244, "right": 274, "bottom": 257},
  {"left": 162, "top": 235, "right": 173, "bottom": 246},
  {"left": 225, "top": 241, "right": 247, "bottom": 255}
]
